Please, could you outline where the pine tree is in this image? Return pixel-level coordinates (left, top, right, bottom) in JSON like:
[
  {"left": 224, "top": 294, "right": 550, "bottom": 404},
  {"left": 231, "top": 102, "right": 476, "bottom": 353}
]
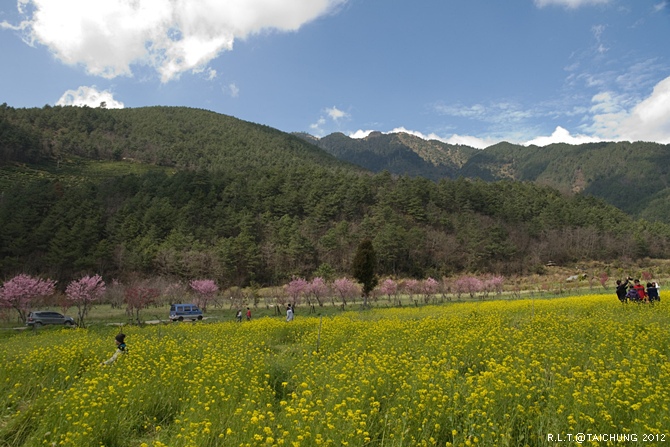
[{"left": 352, "top": 239, "right": 378, "bottom": 307}]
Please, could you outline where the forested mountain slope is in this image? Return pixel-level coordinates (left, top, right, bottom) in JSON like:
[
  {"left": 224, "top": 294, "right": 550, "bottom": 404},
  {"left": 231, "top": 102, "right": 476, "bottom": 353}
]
[
  {"left": 0, "top": 104, "right": 354, "bottom": 172},
  {"left": 305, "top": 132, "right": 670, "bottom": 222},
  {"left": 1, "top": 105, "right": 670, "bottom": 286}
]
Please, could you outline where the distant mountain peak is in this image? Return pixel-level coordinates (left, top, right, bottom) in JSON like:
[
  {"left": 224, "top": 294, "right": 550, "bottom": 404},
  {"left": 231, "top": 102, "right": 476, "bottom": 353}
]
[{"left": 365, "top": 131, "right": 384, "bottom": 139}]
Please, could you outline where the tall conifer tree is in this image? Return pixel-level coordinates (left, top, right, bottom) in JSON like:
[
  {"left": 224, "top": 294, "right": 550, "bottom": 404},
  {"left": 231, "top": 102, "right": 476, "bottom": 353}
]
[{"left": 352, "top": 239, "right": 378, "bottom": 307}]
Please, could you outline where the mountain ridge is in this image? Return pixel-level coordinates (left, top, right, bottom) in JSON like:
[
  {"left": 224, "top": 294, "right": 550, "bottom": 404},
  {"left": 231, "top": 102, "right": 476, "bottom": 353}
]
[{"left": 298, "top": 131, "right": 670, "bottom": 221}]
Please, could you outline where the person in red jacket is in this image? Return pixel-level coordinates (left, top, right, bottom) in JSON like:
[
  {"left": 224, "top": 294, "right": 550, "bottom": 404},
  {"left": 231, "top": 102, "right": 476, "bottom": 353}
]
[{"left": 633, "top": 279, "right": 648, "bottom": 302}]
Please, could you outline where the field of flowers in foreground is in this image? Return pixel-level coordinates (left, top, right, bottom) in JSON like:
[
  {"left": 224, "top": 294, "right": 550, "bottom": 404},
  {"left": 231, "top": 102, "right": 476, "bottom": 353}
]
[{"left": 0, "top": 295, "right": 668, "bottom": 447}]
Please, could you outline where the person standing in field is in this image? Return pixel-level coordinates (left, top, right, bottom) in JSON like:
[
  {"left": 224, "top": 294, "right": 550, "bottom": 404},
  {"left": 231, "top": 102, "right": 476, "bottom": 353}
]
[
  {"left": 647, "top": 282, "right": 660, "bottom": 303},
  {"left": 102, "top": 333, "right": 126, "bottom": 365},
  {"left": 236, "top": 309, "right": 242, "bottom": 322},
  {"left": 615, "top": 278, "right": 631, "bottom": 303},
  {"left": 633, "top": 279, "right": 648, "bottom": 302},
  {"left": 286, "top": 304, "right": 294, "bottom": 322},
  {"left": 626, "top": 285, "right": 640, "bottom": 302},
  {"left": 246, "top": 307, "right": 252, "bottom": 321}
]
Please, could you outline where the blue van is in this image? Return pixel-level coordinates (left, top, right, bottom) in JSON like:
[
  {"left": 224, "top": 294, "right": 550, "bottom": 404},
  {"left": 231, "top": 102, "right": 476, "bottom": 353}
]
[{"left": 169, "top": 304, "right": 203, "bottom": 321}]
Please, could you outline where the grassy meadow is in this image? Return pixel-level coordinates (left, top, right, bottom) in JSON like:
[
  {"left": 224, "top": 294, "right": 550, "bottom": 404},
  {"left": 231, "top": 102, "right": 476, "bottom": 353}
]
[{"left": 0, "top": 295, "right": 668, "bottom": 447}]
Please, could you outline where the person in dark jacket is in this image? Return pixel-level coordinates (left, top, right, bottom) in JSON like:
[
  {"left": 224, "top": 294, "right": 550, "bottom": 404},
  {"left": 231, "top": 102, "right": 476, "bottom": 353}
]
[
  {"left": 647, "top": 282, "right": 660, "bottom": 303},
  {"left": 615, "top": 278, "right": 631, "bottom": 303}
]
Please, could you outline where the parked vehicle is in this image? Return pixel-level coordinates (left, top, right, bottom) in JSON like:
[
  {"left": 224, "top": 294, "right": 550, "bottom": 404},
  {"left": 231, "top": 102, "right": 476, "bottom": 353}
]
[
  {"left": 26, "top": 311, "right": 76, "bottom": 327},
  {"left": 169, "top": 304, "right": 203, "bottom": 321}
]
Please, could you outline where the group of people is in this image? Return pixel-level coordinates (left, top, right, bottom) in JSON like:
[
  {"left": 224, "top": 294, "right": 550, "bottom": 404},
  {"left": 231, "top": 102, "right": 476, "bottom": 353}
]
[
  {"left": 235, "top": 305, "right": 295, "bottom": 323},
  {"left": 235, "top": 307, "right": 252, "bottom": 322},
  {"left": 235, "top": 304, "right": 295, "bottom": 322},
  {"left": 616, "top": 277, "right": 661, "bottom": 304}
]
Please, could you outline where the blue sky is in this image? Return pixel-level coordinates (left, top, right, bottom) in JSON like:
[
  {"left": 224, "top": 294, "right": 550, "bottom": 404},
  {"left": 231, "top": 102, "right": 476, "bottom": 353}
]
[{"left": 1, "top": 0, "right": 669, "bottom": 148}]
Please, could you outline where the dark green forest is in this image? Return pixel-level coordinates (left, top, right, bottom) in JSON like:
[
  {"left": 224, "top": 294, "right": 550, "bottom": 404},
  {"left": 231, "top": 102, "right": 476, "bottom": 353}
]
[{"left": 2, "top": 104, "right": 670, "bottom": 286}]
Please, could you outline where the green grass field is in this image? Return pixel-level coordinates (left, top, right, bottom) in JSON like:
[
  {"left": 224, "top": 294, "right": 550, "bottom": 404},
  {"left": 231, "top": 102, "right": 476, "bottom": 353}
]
[{"left": 1, "top": 294, "right": 667, "bottom": 447}]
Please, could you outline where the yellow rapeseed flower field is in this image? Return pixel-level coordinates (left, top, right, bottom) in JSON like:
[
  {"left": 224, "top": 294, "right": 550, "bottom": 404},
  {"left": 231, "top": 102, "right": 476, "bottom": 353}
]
[{"left": 0, "top": 295, "right": 668, "bottom": 446}]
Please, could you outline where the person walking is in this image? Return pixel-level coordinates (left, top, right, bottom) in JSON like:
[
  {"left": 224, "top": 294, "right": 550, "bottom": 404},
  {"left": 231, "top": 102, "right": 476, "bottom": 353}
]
[
  {"left": 235, "top": 309, "right": 242, "bottom": 322},
  {"left": 286, "top": 304, "right": 294, "bottom": 322},
  {"left": 246, "top": 307, "right": 252, "bottom": 321}
]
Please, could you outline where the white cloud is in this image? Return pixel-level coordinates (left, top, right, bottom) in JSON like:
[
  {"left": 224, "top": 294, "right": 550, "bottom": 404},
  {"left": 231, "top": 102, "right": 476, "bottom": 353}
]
[
  {"left": 56, "top": 86, "right": 124, "bottom": 108},
  {"left": 615, "top": 59, "right": 664, "bottom": 93},
  {"left": 591, "top": 25, "right": 608, "bottom": 54},
  {"left": 443, "top": 134, "right": 498, "bottom": 149},
  {"left": 534, "top": 0, "right": 611, "bottom": 8},
  {"left": 326, "top": 106, "right": 348, "bottom": 121},
  {"left": 8, "top": 0, "right": 347, "bottom": 82},
  {"left": 224, "top": 83, "right": 239, "bottom": 98},
  {"left": 614, "top": 76, "right": 670, "bottom": 143},
  {"left": 577, "top": 76, "right": 670, "bottom": 143},
  {"left": 591, "top": 24, "right": 605, "bottom": 40},
  {"left": 310, "top": 105, "right": 350, "bottom": 135},
  {"left": 516, "top": 77, "right": 669, "bottom": 146},
  {"left": 524, "top": 126, "right": 601, "bottom": 146},
  {"left": 654, "top": 2, "right": 668, "bottom": 13},
  {"left": 349, "top": 129, "right": 374, "bottom": 139},
  {"left": 586, "top": 91, "right": 629, "bottom": 140},
  {"left": 310, "top": 117, "right": 327, "bottom": 135},
  {"left": 205, "top": 68, "right": 217, "bottom": 81}
]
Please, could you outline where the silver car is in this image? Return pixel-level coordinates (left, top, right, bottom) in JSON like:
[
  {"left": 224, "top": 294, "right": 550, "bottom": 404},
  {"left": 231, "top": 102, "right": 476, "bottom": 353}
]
[{"left": 26, "top": 311, "right": 76, "bottom": 327}]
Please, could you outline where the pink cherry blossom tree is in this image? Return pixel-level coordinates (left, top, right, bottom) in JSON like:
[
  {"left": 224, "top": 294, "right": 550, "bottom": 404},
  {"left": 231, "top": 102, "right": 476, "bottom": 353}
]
[
  {"left": 0, "top": 274, "right": 56, "bottom": 322},
  {"left": 378, "top": 278, "right": 398, "bottom": 304},
  {"left": 189, "top": 279, "right": 218, "bottom": 312},
  {"left": 403, "top": 279, "right": 421, "bottom": 303},
  {"left": 332, "top": 277, "right": 359, "bottom": 307},
  {"left": 66, "top": 275, "right": 106, "bottom": 327},
  {"left": 421, "top": 277, "right": 440, "bottom": 303},
  {"left": 285, "top": 276, "right": 308, "bottom": 306},
  {"left": 454, "top": 276, "right": 484, "bottom": 300},
  {"left": 307, "top": 277, "right": 329, "bottom": 307},
  {"left": 483, "top": 276, "right": 504, "bottom": 297}
]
